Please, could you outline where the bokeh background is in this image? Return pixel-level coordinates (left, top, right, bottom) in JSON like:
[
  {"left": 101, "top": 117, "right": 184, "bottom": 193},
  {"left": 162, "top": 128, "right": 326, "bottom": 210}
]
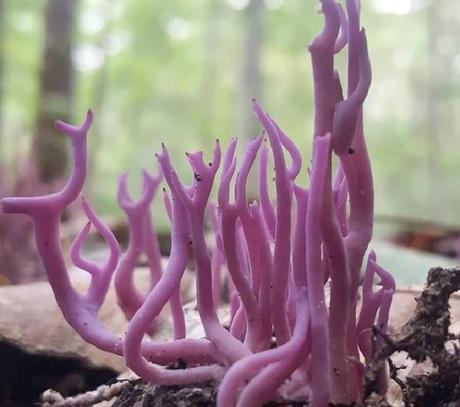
[{"left": 1, "top": 0, "right": 459, "bottom": 284}]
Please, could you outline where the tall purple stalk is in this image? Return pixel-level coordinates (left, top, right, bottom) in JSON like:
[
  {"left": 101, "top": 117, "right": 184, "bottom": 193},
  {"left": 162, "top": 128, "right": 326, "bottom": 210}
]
[{"left": 2, "top": 1, "right": 395, "bottom": 406}]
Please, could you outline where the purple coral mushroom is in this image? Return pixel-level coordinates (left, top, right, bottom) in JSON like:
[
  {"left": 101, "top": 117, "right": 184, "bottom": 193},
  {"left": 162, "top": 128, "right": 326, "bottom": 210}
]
[{"left": 2, "top": 1, "right": 395, "bottom": 406}]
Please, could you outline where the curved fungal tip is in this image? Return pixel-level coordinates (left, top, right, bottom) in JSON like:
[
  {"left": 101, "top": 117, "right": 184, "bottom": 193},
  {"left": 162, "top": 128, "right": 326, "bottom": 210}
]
[{"left": 84, "top": 109, "right": 94, "bottom": 129}]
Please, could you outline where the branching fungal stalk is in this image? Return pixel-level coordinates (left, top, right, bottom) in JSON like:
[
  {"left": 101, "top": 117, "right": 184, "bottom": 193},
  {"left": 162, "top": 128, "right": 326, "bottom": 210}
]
[{"left": 2, "top": 1, "right": 395, "bottom": 406}]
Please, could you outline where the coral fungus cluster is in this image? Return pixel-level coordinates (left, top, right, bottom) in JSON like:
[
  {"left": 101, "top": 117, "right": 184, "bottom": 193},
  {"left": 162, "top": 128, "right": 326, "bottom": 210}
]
[{"left": 2, "top": 1, "right": 396, "bottom": 406}]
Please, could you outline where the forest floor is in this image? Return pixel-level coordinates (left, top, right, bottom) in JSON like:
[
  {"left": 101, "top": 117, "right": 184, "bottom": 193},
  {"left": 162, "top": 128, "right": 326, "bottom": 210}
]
[{"left": 38, "top": 267, "right": 460, "bottom": 407}]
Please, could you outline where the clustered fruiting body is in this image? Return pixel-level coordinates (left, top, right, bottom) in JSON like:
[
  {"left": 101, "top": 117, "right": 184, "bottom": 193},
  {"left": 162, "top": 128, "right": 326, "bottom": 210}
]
[{"left": 2, "top": 1, "right": 396, "bottom": 406}]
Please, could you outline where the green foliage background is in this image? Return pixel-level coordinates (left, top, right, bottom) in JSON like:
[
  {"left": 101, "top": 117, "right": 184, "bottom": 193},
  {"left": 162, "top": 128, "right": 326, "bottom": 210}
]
[{"left": 2, "top": 0, "right": 460, "bottom": 230}]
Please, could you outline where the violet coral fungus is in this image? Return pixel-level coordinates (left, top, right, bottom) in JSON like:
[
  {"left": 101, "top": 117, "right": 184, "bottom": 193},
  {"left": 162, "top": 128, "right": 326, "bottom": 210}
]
[{"left": 2, "top": 0, "right": 396, "bottom": 406}]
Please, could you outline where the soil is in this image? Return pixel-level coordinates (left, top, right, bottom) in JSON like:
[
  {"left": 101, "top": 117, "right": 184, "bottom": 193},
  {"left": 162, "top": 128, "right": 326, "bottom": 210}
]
[
  {"left": 364, "top": 267, "right": 460, "bottom": 406},
  {"left": 111, "top": 380, "right": 355, "bottom": 406},
  {"left": 112, "top": 380, "right": 217, "bottom": 407}
]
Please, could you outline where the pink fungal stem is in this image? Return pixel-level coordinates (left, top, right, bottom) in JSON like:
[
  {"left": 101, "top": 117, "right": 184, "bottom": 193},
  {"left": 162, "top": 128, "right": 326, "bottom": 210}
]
[
  {"left": 306, "top": 133, "right": 332, "bottom": 407},
  {"left": 143, "top": 209, "right": 163, "bottom": 287},
  {"left": 308, "top": 0, "right": 340, "bottom": 140},
  {"left": 320, "top": 154, "right": 351, "bottom": 404},
  {"left": 114, "top": 170, "right": 161, "bottom": 329},
  {"left": 376, "top": 288, "right": 394, "bottom": 395},
  {"left": 333, "top": 165, "right": 349, "bottom": 236},
  {"left": 164, "top": 141, "right": 250, "bottom": 364},
  {"left": 273, "top": 119, "right": 302, "bottom": 181},
  {"left": 218, "top": 136, "right": 264, "bottom": 352},
  {"left": 2, "top": 112, "right": 220, "bottom": 371},
  {"left": 253, "top": 100, "right": 292, "bottom": 346},
  {"left": 2, "top": 111, "right": 95, "bottom": 316},
  {"left": 123, "top": 189, "right": 224, "bottom": 384},
  {"left": 357, "top": 251, "right": 384, "bottom": 360},
  {"left": 208, "top": 202, "right": 225, "bottom": 308},
  {"left": 235, "top": 135, "right": 264, "bottom": 293},
  {"left": 219, "top": 182, "right": 311, "bottom": 407},
  {"left": 236, "top": 296, "right": 310, "bottom": 407},
  {"left": 218, "top": 294, "right": 310, "bottom": 407},
  {"left": 248, "top": 202, "right": 274, "bottom": 350},
  {"left": 70, "top": 198, "right": 120, "bottom": 310},
  {"left": 258, "top": 141, "right": 276, "bottom": 239},
  {"left": 332, "top": 30, "right": 371, "bottom": 156},
  {"left": 2, "top": 110, "right": 93, "bottom": 217},
  {"left": 334, "top": 3, "right": 348, "bottom": 54}
]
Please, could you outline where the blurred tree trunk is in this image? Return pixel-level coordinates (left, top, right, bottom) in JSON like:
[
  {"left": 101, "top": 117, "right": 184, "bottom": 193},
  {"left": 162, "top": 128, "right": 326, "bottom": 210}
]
[
  {"left": 198, "top": 0, "right": 224, "bottom": 142},
  {"left": 88, "top": 1, "right": 114, "bottom": 197},
  {"left": 237, "top": 0, "right": 265, "bottom": 141},
  {"left": 237, "top": 0, "right": 265, "bottom": 200},
  {"left": 0, "top": 0, "right": 5, "bottom": 158},
  {"left": 34, "top": 0, "right": 77, "bottom": 183}
]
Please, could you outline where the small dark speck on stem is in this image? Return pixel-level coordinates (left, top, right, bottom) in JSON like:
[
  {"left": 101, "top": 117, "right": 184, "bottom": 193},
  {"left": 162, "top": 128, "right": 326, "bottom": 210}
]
[
  {"left": 178, "top": 358, "right": 187, "bottom": 369},
  {"left": 194, "top": 172, "right": 202, "bottom": 182},
  {"left": 348, "top": 147, "right": 355, "bottom": 155}
]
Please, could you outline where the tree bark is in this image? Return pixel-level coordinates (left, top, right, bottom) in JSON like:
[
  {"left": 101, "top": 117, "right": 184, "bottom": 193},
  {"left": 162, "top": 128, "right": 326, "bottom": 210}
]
[
  {"left": 34, "top": 0, "right": 76, "bottom": 183},
  {"left": 87, "top": 0, "right": 114, "bottom": 196}
]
